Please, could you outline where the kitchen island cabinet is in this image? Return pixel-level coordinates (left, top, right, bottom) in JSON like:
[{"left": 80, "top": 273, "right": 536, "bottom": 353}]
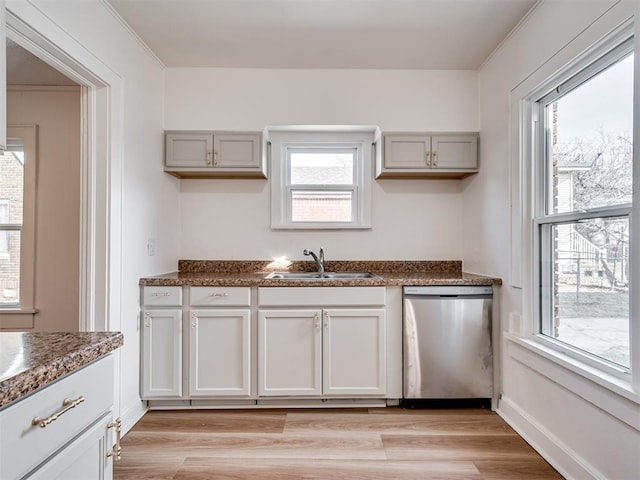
[{"left": 0, "top": 332, "right": 123, "bottom": 480}]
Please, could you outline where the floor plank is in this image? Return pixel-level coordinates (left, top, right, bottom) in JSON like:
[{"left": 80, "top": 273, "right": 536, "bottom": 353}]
[
  {"left": 285, "top": 412, "right": 514, "bottom": 435},
  {"left": 382, "top": 434, "right": 541, "bottom": 461},
  {"left": 122, "top": 430, "right": 386, "bottom": 459},
  {"left": 174, "top": 457, "right": 482, "bottom": 480},
  {"left": 474, "top": 459, "right": 564, "bottom": 480},
  {"left": 133, "top": 410, "right": 287, "bottom": 434}
]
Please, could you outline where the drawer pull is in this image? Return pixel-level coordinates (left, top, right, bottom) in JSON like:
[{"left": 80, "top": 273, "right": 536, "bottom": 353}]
[
  {"left": 151, "top": 292, "right": 171, "bottom": 297},
  {"left": 32, "top": 396, "right": 85, "bottom": 428},
  {"left": 208, "top": 292, "right": 229, "bottom": 298},
  {"left": 107, "top": 417, "right": 122, "bottom": 461}
]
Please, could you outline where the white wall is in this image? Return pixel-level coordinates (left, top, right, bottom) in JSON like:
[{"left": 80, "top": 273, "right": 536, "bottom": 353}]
[
  {"left": 165, "top": 68, "right": 478, "bottom": 260},
  {"left": 6, "top": 0, "right": 181, "bottom": 431},
  {"left": 468, "top": 1, "right": 639, "bottom": 478},
  {"left": 7, "top": 86, "right": 81, "bottom": 332}
]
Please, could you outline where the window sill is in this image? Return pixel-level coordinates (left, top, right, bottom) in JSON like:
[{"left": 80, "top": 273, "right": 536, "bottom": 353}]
[
  {"left": 505, "top": 333, "right": 639, "bottom": 429},
  {"left": 0, "top": 307, "right": 38, "bottom": 329}
]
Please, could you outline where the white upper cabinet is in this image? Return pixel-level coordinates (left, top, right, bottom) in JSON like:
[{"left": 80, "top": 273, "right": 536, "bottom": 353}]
[
  {"left": 378, "top": 132, "right": 478, "bottom": 178},
  {"left": 0, "top": 0, "right": 6, "bottom": 152},
  {"left": 164, "top": 131, "right": 265, "bottom": 178}
]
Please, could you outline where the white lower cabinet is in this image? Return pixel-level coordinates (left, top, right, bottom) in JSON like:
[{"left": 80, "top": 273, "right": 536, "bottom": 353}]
[
  {"left": 323, "top": 309, "right": 386, "bottom": 396},
  {"left": 141, "top": 309, "right": 182, "bottom": 398},
  {"left": 258, "top": 307, "right": 386, "bottom": 397},
  {"left": 189, "top": 309, "right": 251, "bottom": 396},
  {"left": 28, "top": 412, "right": 114, "bottom": 480},
  {"left": 0, "top": 356, "right": 118, "bottom": 480},
  {"left": 258, "top": 309, "right": 323, "bottom": 396}
]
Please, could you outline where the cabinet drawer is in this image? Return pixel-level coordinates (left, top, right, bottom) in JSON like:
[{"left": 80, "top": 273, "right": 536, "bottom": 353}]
[
  {"left": 0, "top": 355, "right": 113, "bottom": 480},
  {"left": 190, "top": 286, "right": 251, "bottom": 306},
  {"left": 143, "top": 286, "right": 182, "bottom": 306}
]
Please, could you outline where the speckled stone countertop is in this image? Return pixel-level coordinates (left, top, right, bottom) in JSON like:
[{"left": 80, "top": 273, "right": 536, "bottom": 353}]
[
  {"left": 0, "top": 331, "right": 124, "bottom": 410},
  {"left": 139, "top": 260, "right": 502, "bottom": 287}
]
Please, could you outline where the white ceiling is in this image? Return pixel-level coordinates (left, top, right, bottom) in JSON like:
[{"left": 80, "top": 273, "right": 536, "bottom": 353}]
[{"left": 106, "top": 0, "right": 538, "bottom": 70}]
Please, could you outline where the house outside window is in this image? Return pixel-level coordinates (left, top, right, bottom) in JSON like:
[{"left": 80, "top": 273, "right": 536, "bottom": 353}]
[
  {"left": 534, "top": 37, "right": 633, "bottom": 369},
  {"left": 0, "top": 151, "right": 24, "bottom": 303}
]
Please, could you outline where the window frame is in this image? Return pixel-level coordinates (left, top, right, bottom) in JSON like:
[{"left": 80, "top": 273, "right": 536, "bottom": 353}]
[
  {"left": 269, "top": 129, "right": 375, "bottom": 230},
  {"left": 0, "top": 125, "right": 38, "bottom": 327},
  {"left": 530, "top": 33, "right": 634, "bottom": 376}
]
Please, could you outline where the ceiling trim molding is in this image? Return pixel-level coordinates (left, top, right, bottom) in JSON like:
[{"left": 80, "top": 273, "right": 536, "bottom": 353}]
[
  {"left": 479, "top": 0, "right": 544, "bottom": 71},
  {"left": 98, "top": 0, "right": 166, "bottom": 69}
]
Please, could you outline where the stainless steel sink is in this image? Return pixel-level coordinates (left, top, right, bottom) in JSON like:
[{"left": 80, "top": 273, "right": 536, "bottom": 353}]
[{"left": 265, "top": 272, "right": 381, "bottom": 280}]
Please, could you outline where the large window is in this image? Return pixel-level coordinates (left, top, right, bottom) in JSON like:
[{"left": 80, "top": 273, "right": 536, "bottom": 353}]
[
  {"left": 534, "top": 38, "right": 633, "bottom": 369},
  {"left": 270, "top": 130, "right": 374, "bottom": 229}
]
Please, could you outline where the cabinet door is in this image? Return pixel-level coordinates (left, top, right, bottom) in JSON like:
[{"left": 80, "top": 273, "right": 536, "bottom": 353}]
[
  {"left": 258, "top": 309, "right": 322, "bottom": 396},
  {"left": 0, "top": 0, "right": 6, "bottom": 152},
  {"left": 28, "top": 413, "right": 113, "bottom": 480},
  {"left": 323, "top": 309, "right": 386, "bottom": 396},
  {"left": 383, "top": 134, "right": 430, "bottom": 169},
  {"left": 431, "top": 135, "right": 478, "bottom": 169},
  {"left": 213, "top": 133, "right": 261, "bottom": 169},
  {"left": 142, "top": 309, "right": 182, "bottom": 398},
  {"left": 189, "top": 309, "right": 251, "bottom": 396},
  {"left": 165, "top": 132, "right": 213, "bottom": 168}
]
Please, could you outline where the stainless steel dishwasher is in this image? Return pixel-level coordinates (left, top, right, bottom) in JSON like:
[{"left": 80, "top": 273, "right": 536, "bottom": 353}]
[{"left": 401, "top": 285, "right": 493, "bottom": 407}]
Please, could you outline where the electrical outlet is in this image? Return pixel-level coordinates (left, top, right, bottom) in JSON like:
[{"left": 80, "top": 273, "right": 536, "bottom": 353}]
[{"left": 147, "top": 238, "right": 155, "bottom": 256}]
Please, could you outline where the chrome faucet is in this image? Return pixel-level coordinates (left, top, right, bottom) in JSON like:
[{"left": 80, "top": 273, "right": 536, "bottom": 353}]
[{"left": 303, "top": 248, "right": 325, "bottom": 274}]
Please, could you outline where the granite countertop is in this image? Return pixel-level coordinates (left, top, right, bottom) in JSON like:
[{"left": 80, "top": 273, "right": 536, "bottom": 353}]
[
  {"left": 0, "top": 331, "right": 124, "bottom": 410},
  {"left": 139, "top": 260, "right": 502, "bottom": 287}
]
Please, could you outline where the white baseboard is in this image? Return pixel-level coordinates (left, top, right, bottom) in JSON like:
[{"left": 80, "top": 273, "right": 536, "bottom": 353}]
[
  {"left": 498, "top": 396, "right": 602, "bottom": 480},
  {"left": 119, "top": 398, "right": 148, "bottom": 436}
]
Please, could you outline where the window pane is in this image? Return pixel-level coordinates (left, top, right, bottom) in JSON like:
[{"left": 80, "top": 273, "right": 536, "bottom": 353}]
[
  {"left": 290, "top": 151, "right": 354, "bottom": 185},
  {"left": 291, "top": 191, "right": 353, "bottom": 222},
  {"left": 548, "top": 54, "right": 633, "bottom": 214},
  {"left": 0, "top": 231, "right": 21, "bottom": 305},
  {"left": 543, "top": 217, "right": 629, "bottom": 367},
  {"left": 0, "top": 152, "right": 25, "bottom": 224}
]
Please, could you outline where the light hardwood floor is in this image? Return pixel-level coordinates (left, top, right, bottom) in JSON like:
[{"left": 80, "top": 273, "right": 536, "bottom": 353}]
[{"left": 114, "top": 408, "right": 563, "bottom": 479}]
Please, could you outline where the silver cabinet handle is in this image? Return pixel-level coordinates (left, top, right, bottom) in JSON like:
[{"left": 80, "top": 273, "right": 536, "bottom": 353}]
[
  {"left": 191, "top": 312, "right": 197, "bottom": 328},
  {"left": 207, "top": 151, "right": 212, "bottom": 166},
  {"left": 425, "top": 151, "right": 431, "bottom": 166},
  {"left": 432, "top": 151, "right": 438, "bottom": 166},
  {"left": 107, "top": 417, "right": 122, "bottom": 460},
  {"left": 213, "top": 150, "right": 218, "bottom": 166},
  {"left": 32, "top": 396, "right": 85, "bottom": 428},
  {"left": 208, "top": 292, "right": 229, "bottom": 298},
  {"left": 151, "top": 292, "right": 171, "bottom": 297},
  {"left": 143, "top": 312, "right": 151, "bottom": 328},
  {"left": 324, "top": 311, "right": 329, "bottom": 329},
  {"left": 314, "top": 312, "right": 321, "bottom": 330}
]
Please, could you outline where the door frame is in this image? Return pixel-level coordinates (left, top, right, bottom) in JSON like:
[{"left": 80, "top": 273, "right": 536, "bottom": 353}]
[{"left": 5, "top": 8, "right": 123, "bottom": 334}]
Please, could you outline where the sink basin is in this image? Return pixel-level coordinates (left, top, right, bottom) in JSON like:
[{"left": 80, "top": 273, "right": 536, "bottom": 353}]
[{"left": 265, "top": 272, "right": 381, "bottom": 280}]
